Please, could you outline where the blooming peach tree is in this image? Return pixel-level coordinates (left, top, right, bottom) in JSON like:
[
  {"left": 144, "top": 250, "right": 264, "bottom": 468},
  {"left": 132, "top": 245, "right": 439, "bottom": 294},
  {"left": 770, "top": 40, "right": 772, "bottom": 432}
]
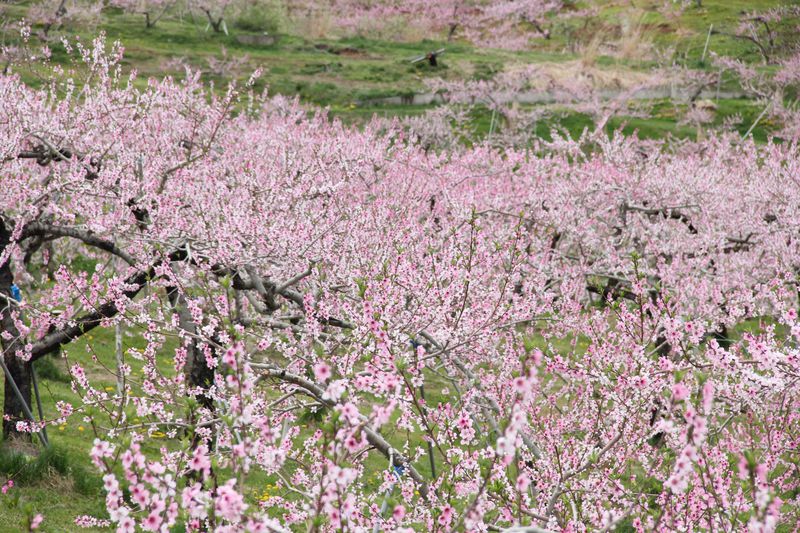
[{"left": 0, "top": 37, "right": 799, "bottom": 532}]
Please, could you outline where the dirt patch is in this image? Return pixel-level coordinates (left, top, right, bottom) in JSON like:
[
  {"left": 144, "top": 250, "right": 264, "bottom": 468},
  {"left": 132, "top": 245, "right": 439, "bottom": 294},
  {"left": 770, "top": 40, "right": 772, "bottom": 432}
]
[
  {"left": 236, "top": 34, "right": 277, "bottom": 47},
  {"left": 315, "top": 44, "right": 370, "bottom": 58},
  {"left": 338, "top": 47, "right": 367, "bottom": 57}
]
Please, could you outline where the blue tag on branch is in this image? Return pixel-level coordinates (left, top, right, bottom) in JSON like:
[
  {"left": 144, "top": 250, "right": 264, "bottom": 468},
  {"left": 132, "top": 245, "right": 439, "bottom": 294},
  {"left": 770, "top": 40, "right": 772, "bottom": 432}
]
[{"left": 10, "top": 284, "right": 21, "bottom": 302}]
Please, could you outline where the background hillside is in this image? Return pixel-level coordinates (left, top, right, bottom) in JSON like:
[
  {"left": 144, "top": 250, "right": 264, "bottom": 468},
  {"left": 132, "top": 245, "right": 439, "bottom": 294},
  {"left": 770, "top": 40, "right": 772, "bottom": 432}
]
[{"left": 2, "top": 0, "right": 796, "bottom": 140}]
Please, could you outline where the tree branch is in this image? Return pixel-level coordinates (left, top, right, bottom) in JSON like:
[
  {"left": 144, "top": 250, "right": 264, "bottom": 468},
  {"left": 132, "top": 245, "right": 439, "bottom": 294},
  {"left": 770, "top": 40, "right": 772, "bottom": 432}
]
[
  {"left": 21, "top": 221, "right": 136, "bottom": 266},
  {"left": 254, "top": 363, "right": 430, "bottom": 499},
  {"left": 28, "top": 248, "right": 187, "bottom": 361}
]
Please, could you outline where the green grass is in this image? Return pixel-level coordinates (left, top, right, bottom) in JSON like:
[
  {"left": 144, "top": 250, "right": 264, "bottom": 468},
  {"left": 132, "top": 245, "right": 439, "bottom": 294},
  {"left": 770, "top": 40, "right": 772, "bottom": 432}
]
[{"left": 3, "top": 1, "right": 575, "bottom": 105}]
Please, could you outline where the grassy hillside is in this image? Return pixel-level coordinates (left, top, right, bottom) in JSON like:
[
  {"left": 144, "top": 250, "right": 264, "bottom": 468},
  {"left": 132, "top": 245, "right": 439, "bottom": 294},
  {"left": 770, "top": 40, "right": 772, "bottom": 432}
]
[{"left": 1, "top": 0, "right": 793, "bottom": 139}]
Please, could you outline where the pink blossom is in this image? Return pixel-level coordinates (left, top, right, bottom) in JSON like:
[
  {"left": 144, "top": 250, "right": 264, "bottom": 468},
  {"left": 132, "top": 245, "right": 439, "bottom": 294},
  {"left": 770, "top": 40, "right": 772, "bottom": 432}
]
[
  {"left": 313, "top": 362, "right": 331, "bottom": 383},
  {"left": 188, "top": 445, "right": 211, "bottom": 479},
  {"left": 392, "top": 505, "right": 406, "bottom": 521},
  {"left": 672, "top": 382, "right": 690, "bottom": 402}
]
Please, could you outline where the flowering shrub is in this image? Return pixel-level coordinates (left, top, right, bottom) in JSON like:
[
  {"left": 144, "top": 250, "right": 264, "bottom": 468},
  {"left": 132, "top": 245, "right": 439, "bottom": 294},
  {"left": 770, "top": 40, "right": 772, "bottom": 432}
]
[{"left": 0, "top": 36, "right": 799, "bottom": 531}]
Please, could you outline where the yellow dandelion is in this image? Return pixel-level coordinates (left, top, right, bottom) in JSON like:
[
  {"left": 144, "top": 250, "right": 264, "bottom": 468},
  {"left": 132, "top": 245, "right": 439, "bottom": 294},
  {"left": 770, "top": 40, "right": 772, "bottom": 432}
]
[
  {"left": 105, "top": 387, "right": 114, "bottom": 392},
  {"left": 257, "top": 483, "right": 277, "bottom": 502},
  {"left": 78, "top": 426, "right": 85, "bottom": 432}
]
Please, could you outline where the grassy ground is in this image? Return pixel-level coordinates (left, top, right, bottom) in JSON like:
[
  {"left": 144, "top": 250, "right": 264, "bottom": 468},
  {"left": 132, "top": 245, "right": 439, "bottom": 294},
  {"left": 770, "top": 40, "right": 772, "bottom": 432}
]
[
  {"left": 588, "top": 0, "right": 791, "bottom": 64},
  {"left": 0, "top": 331, "right": 131, "bottom": 531}
]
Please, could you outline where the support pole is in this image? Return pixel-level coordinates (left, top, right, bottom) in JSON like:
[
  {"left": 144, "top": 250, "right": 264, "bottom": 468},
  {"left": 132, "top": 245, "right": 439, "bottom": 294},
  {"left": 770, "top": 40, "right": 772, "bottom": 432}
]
[
  {"left": 418, "top": 384, "right": 436, "bottom": 478},
  {"left": 30, "top": 363, "right": 49, "bottom": 446},
  {"left": 701, "top": 24, "right": 713, "bottom": 62},
  {"left": 115, "top": 321, "right": 124, "bottom": 395},
  {"left": 0, "top": 357, "right": 48, "bottom": 447}
]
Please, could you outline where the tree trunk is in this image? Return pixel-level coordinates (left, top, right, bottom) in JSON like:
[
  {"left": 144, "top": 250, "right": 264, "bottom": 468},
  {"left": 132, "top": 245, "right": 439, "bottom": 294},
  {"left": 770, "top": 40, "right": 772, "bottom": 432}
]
[
  {"left": 166, "top": 287, "right": 215, "bottom": 449},
  {"left": 447, "top": 23, "right": 458, "bottom": 42},
  {"left": 204, "top": 10, "right": 223, "bottom": 33},
  {"left": 0, "top": 218, "right": 33, "bottom": 441},
  {"left": 532, "top": 21, "right": 551, "bottom": 40},
  {"left": 1, "top": 313, "right": 32, "bottom": 441}
]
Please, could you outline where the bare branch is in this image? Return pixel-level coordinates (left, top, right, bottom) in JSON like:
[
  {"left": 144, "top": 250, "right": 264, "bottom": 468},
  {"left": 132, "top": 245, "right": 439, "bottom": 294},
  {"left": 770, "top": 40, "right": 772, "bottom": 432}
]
[{"left": 21, "top": 221, "right": 136, "bottom": 266}]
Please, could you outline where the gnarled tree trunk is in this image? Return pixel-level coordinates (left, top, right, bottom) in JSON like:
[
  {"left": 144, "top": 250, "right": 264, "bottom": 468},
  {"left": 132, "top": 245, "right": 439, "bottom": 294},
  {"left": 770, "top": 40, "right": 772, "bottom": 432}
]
[{"left": 0, "top": 218, "right": 33, "bottom": 441}]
